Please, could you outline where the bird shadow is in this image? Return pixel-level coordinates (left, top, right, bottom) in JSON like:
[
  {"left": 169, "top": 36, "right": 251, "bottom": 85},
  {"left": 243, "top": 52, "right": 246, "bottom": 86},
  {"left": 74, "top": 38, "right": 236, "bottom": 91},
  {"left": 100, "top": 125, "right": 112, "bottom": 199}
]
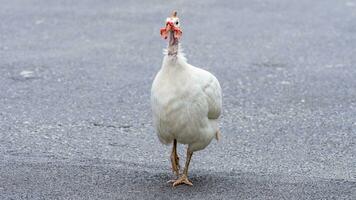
[
  {"left": 1, "top": 160, "right": 354, "bottom": 200},
  {"left": 140, "top": 170, "right": 354, "bottom": 199}
]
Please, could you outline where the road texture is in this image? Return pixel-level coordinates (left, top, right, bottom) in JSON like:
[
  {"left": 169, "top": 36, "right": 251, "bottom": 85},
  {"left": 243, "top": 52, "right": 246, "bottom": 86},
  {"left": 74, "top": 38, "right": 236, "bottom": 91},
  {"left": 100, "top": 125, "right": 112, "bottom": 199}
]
[{"left": 0, "top": 0, "right": 355, "bottom": 199}]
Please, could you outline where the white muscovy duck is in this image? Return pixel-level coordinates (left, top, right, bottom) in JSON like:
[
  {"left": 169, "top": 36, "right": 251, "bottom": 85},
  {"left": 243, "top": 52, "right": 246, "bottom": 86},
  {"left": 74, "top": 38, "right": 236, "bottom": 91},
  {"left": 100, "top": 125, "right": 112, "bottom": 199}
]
[{"left": 151, "top": 11, "right": 222, "bottom": 186}]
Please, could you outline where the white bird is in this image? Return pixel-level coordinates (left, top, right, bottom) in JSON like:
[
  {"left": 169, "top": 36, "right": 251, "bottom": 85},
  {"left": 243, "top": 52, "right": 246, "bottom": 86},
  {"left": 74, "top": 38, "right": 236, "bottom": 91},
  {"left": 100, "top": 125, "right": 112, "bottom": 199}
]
[{"left": 151, "top": 11, "right": 222, "bottom": 186}]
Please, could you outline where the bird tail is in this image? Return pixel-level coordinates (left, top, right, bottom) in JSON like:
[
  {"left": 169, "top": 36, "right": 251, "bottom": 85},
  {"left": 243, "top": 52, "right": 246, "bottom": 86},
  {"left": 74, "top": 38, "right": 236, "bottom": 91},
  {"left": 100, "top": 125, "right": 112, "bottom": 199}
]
[{"left": 216, "top": 130, "right": 222, "bottom": 141}]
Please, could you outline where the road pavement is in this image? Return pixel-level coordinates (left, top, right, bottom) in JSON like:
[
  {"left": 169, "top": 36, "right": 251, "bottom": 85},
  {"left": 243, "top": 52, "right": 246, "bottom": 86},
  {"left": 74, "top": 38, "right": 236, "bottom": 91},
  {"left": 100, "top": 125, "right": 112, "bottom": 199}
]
[{"left": 0, "top": 0, "right": 355, "bottom": 199}]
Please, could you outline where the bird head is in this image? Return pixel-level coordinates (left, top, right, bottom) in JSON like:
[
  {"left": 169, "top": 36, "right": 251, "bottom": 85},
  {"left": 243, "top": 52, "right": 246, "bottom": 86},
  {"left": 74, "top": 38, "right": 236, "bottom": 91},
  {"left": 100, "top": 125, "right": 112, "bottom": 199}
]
[{"left": 160, "top": 11, "right": 182, "bottom": 41}]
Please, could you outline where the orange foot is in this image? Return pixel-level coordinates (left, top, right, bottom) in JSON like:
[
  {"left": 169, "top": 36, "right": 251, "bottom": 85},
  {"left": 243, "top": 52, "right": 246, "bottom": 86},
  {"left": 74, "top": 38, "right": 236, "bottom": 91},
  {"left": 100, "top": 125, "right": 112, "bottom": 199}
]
[{"left": 172, "top": 174, "right": 193, "bottom": 187}]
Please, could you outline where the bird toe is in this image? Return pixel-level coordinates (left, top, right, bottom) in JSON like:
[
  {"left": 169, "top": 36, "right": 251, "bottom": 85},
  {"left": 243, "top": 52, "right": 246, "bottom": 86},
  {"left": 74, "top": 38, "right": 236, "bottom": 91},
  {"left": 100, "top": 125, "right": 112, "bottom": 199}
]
[{"left": 172, "top": 175, "right": 193, "bottom": 187}]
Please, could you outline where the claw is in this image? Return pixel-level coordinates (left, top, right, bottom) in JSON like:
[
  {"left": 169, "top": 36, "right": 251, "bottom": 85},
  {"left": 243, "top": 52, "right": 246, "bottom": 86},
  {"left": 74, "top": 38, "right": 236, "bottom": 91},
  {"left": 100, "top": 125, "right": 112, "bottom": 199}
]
[{"left": 167, "top": 179, "right": 176, "bottom": 183}]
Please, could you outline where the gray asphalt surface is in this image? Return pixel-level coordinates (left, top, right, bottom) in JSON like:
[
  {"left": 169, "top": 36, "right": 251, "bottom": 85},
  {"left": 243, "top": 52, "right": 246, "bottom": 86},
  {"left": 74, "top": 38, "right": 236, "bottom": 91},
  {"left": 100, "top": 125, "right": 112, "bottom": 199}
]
[{"left": 1, "top": 0, "right": 355, "bottom": 199}]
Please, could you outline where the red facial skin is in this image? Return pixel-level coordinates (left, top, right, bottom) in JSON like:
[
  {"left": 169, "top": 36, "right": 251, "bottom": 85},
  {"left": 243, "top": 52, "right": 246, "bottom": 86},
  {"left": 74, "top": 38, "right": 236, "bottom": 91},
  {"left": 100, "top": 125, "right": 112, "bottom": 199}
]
[{"left": 160, "top": 21, "right": 182, "bottom": 40}]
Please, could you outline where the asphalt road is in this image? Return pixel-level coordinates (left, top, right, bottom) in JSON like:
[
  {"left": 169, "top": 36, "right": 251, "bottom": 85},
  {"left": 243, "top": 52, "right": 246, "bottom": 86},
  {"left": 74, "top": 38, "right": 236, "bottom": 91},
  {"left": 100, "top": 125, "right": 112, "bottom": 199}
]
[{"left": 1, "top": 0, "right": 355, "bottom": 199}]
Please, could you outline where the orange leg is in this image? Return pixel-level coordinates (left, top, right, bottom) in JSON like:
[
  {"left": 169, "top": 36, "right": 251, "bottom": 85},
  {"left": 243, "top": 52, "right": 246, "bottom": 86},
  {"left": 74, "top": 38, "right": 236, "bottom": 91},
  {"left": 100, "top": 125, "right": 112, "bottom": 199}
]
[
  {"left": 170, "top": 139, "right": 180, "bottom": 177},
  {"left": 172, "top": 148, "right": 193, "bottom": 186}
]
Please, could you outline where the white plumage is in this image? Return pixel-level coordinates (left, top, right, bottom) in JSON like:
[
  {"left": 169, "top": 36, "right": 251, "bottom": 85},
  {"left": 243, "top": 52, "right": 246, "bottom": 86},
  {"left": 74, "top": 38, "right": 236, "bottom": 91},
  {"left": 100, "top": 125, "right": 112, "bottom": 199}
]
[
  {"left": 151, "top": 51, "right": 222, "bottom": 152},
  {"left": 151, "top": 11, "right": 222, "bottom": 186}
]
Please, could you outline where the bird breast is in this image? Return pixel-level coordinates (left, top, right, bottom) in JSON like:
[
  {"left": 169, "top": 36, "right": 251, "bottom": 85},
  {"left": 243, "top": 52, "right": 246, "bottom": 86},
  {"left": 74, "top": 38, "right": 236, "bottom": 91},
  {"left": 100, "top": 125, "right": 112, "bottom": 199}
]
[{"left": 151, "top": 60, "right": 220, "bottom": 148}]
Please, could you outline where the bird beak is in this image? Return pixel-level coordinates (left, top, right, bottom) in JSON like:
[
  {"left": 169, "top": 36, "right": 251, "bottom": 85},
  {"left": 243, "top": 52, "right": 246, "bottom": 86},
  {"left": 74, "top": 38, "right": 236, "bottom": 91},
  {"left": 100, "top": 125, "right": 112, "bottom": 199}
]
[{"left": 160, "top": 21, "right": 182, "bottom": 40}]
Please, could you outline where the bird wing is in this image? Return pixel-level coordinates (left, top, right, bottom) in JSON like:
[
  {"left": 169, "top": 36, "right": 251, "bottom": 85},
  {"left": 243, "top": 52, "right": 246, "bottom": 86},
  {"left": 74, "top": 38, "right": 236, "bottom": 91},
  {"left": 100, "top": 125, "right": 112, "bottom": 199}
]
[{"left": 203, "top": 75, "right": 222, "bottom": 120}]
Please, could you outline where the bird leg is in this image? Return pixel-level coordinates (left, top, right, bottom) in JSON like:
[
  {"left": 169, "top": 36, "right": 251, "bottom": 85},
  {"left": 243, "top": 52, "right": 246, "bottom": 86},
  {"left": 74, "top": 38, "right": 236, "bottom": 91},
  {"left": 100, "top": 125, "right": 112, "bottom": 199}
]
[
  {"left": 172, "top": 149, "right": 193, "bottom": 187},
  {"left": 170, "top": 139, "right": 180, "bottom": 177}
]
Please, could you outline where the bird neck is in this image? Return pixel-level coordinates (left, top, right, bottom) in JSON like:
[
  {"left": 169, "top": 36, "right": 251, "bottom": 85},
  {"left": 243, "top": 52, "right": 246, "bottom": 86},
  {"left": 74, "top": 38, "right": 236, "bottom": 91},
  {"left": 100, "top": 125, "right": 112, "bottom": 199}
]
[{"left": 167, "top": 31, "right": 179, "bottom": 56}]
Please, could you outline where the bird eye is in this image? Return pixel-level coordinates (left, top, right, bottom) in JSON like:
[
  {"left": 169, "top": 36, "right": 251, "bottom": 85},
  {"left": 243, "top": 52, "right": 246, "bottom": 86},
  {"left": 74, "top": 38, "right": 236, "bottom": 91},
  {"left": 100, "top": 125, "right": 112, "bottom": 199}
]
[{"left": 175, "top": 21, "right": 179, "bottom": 25}]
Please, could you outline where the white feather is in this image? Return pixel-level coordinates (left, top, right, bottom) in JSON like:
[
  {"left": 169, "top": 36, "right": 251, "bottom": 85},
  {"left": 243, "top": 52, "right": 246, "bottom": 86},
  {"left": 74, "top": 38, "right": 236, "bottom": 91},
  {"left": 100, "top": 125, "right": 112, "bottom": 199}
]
[{"left": 151, "top": 48, "right": 222, "bottom": 152}]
